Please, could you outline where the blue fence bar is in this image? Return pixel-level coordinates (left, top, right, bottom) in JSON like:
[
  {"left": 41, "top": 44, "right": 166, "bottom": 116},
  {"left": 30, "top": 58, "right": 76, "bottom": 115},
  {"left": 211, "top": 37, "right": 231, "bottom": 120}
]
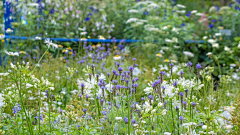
[{"left": 4, "top": 35, "right": 205, "bottom": 43}]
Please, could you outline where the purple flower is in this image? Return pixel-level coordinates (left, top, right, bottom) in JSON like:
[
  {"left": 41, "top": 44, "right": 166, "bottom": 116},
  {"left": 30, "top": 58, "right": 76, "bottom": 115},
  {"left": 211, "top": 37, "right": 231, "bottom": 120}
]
[
  {"left": 179, "top": 70, "right": 184, "bottom": 75},
  {"left": 160, "top": 71, "right": 166, "bottom": 76},
  {"left": 187, "top": 62, "right": 192, "bottom": 67},
  {"left": 179, "top": 116, "right": 183, "bottom": 121},
  {"left": 132, "top": 58, "right": 136, "bottom": 61},
  {"left": 112, "top": 70, "right": 117, "bottom": 74},
  {"left": 183, "top": 101, "right": 187, "bottom": 105},
  {"left": 132, "top": 119, "right": 136, "bottom": 124},
  {"left": 18, "top": 104, "right": 21, "bottom": 111},
  {"left": 173, "top": 81, "right": 177, "bottom": 87},
  {"left": 179, "top": 92, "right": 184, "bottom": 96},
  {"left": 107, "top": 72, "right": 111, "bottom": 77},
  {"left": 148, "top": 95, "right": 154, "bottom": 100},
  {"left": 54, "top": 119, "right": 57, "bottom": 124},
  {"left": 196, "top": 64, "right": 201, "bottom": 69},
  {"left": 169, "top": 63, "right": 174, "bottom": 67},
  {"left": 83, "top": 108, "right": 87, "bottom": 112},
  {"left": 102, "top": 111, "right": 107, "bottom": 115},
  {"left": 128, "top": 66, "right": 134, "bottom": 71},
  {"left": 118, "top": 67, "right": 123, "bottom": 72},
  {"left": 124, "top": 117, "right": 128, "bottom": 124},
  {"left": 141, "top": 97, "right": 145, "bottom": 101},
  {"left": 191, "top": 101, "right": 196, "bottom": 107},
  {"left": 81, "top": 83, "right": 85, "bottom": 87},
  {"left": 12, "top": 106, "right": 17, "bottom": 114}
]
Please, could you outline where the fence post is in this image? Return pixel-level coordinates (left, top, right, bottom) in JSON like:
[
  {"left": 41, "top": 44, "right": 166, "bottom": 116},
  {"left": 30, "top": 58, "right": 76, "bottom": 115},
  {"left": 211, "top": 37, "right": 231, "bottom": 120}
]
[{"left": 1, "top": 0, "right": 13, "bottom": 65}]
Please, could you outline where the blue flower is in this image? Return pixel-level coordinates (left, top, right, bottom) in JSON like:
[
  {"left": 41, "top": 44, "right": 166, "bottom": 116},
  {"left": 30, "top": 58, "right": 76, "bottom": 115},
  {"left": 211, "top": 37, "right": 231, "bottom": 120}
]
[
  {"left": 181, "top": 23, "right": 186, "bottom": 26},
  {"left": 143, "top": 11, "right": 149, "bottom": 15},
  {"left": 196, "top": 63, "right": 201, "bottom": 69},
  {"left": 124, "top": 117, "right": 128, "bottom": 124},
  {"left": 50, "top": 8, "right": 55, "bottom": 14},
  {"left": 85, "top": 17, "right": 91, "bottom": 21},
  {"left": 209, "top": 24, "right": 214, "bottom": 29}
]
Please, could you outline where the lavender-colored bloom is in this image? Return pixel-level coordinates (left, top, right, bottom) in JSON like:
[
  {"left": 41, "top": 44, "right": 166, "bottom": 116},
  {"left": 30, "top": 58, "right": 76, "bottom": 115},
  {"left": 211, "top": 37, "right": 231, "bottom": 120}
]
[
  {"left": 179, "top": 70, "right": 184, "bottom": 75},
  {"left": 132, "top": 58, "right": 136, "bottom": 61},
  {"left": 107, "top": 72, "right": 111, "bottom": 77},
  {"left": 187, "top": 62, "right": 192, "bottom": 67},
  {"left": 183, "top": 101, "right": 187, "bottom": 105},
  {"left": 124, "top": 117, "right": 128, "bottom": 124},
  {"left": 86, "top": 95, "right": 89, "bottom": 99},
  {"left": 18, "top": 104, "right": 21, "bottom": 111},
  {"left": 102, "top": 111, "right": 107, "bottom": 115},
  {"left": 112, "top": 70, "right": 117, "bottom": 74},
  {"left": 100, "top": 98, "right": 104, "bottom": 103},
  {"left": 54, "top": 119, "right": 57, "bottom": 124},
  {"left": 179, "top": 116, "right": 183, "bottom": 120},
  {"left": 160, "top": 71, "right": 166, "bottom": 76},
  {"left": 45, "top": 90, "right": 49, "bottom": 97},
  {"left": 164, "top": 101, "right": 167, "bottom": 105},
  {"left": 12, "top": 106, "right": 17, "bottom": 114},
  {"left": 148, "top": 95, "right": 154, "bottom": 100},
  {"left": 141, "top": 97, "right": 145, "bottom": 101},
  {"left": 196, "top": 64, "right": 201, "bottom": 69},
  {"left": 83, "top": 108, "right": 87, "bottom": 112},
  {"left": 191, "top": 101, "right": 196, "bottom": 106},
  {"left": 173, "top": 81, "right": 177, "bottom": 87},
  {"left": 169, "top": 63, "right": 174, "bottom": 67},
  {"left": 179, "top": 92, "right": 184, "bottom": 96},
  {"left": 118, "top": 67, "right": 123, "bottom": 72},
  {"left": 132, "top": 119, "right": 136, "bottom": 124},
  {"left": 128, "top": 66, "right": 134, "bottom": 71}
]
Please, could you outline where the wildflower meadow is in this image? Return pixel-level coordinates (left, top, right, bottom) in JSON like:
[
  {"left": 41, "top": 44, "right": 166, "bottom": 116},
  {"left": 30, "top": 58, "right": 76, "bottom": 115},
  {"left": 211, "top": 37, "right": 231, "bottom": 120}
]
[{"left": 0, "top": 0, "right": 240, "bottom": 135}]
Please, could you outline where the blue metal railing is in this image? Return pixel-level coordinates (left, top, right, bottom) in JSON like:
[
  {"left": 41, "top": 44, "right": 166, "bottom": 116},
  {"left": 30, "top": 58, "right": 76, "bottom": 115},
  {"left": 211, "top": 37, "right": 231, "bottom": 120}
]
[{"left": 4, "top": 35, "right": 205, "bottom": 43}]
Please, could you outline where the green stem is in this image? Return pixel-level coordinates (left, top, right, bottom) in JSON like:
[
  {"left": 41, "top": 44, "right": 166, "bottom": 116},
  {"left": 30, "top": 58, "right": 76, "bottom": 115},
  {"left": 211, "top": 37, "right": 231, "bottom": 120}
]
[
  {"left": 31, "top": 48, "right": 49, "bottom": 74},
  {"left": 48, "top": 95, "right": 52, "bottom": 133}
]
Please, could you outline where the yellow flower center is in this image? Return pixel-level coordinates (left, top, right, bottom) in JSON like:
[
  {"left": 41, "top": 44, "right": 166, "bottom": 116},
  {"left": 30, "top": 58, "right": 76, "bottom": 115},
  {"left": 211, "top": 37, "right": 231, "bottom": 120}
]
[
  {"left": 58, "top": 45, "right": 63, "bottom": 48},
  {"left": 115, "top": 55, "right": 120, "bottom": 57},
  {"left": 230, "top": 106, "right": 232, "bottom": 108},
  {"left": 69, "top": 52, "right": 73, "bottom": 55},
  {"left": 68, "top": 47, "right": 71, "bottom": 50},
  {"left": 164, "top": 59, "right": 169, "bottom": 62}
]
